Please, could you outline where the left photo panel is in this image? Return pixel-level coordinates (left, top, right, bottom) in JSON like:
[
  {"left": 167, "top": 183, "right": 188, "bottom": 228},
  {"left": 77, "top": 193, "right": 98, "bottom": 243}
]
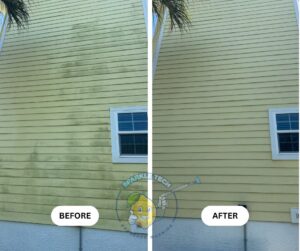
[{"left": 0, "top": 0, "right": 148, "bottom": 250}]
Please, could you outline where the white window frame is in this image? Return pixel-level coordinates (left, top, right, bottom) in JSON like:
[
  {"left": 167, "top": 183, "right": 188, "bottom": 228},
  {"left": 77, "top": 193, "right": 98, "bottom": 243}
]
[
  {"left": 110, "top": 107, "right": 147, "bottom": 163},
  {"left": 269, "top": 108, "right": 299, "bottom": 160}
]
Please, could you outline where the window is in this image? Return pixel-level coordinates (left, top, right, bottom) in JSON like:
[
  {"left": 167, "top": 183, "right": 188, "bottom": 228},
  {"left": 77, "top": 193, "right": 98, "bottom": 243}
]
[
  {"left": 110, "top": 107, "right": 147, "bottom": 163},
  {"left": 269, "top": 108, "right": 299, "bottom": 160}
]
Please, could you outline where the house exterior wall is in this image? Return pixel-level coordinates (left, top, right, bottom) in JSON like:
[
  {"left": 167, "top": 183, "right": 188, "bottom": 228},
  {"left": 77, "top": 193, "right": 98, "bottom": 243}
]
[
  {"left": 0, "top": 0, "right": 147, "bottom": 231},
  {"left": 153, "top": 0, "right": 298, "bottom": 224}
]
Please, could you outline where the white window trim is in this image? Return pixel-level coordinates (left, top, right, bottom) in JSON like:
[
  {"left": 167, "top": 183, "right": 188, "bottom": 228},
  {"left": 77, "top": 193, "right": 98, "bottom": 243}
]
[
  {"left": 269, "top": 108, "right": 299, "bottom": 160},
  {"left": 110, "top": 107, "right": 147, "bottom": 163}
]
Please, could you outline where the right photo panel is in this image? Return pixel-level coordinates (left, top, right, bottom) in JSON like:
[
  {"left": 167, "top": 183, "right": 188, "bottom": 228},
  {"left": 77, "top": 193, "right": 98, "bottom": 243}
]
[{"left": 152, "top": 0, "right": 299, "bottom": 251}]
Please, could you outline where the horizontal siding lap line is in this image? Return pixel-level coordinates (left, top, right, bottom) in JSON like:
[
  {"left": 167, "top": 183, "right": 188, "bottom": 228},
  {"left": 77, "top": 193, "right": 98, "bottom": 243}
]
[
  {"left": 159, "top": 46, "right": 296, "bottom": 59},
  {"left": 0, "top": 101, "right": 293, "bottom": 115},
  {"left": 26, "top": 0, "right": 287, "bottom": 15},
  {"left": 0, "top": 64, "right": 147, "bottom": 80},
  {"left": 0, "top": 89, "right": 294, "bottom": 107},
  {"left": 25, "top": 3, "right": 143, "bottom": 23},
  {"left": 158, "top": 54, "right": 297, "bottom": 68},
  {"left": 0, "top": 92, "right": 297, "bottom": 107},
  {"left": 0, "top": 88, "right": 147, "bottom": 102},
  {"left": 0, "top": 71, "right": 147, "bottom": 85},
  {"left": 2, "top": 41, "right": 147, "bottom": 62},
  {"left": 3, "top": 35, "right": 146, "bottom": 54},
  {"left": 155, "top": 58, "right": 298, "bottom": 72},
  {"left": 0, "top": 120, "right": 274, "bottom": 128},
  {"left": 153, "top": 87, "right": 297, "bottom": 98},
  {"left": 161, "top": 32, "right": 297, "bottom": 51},
  {"left": 154, "top": 102, "right": 297, "bottom": 111},
  {"left": 161, "top": 32, "right": 298, "bottom": 49},
  {"left": 0, "top": 110, "right": 282, "bottom": 121},
  {"left": 0, "top": 56, "right": 147, "bottom": 73},
  {"left": 4, "top": 33, "right": 146, "bottom": 53},
  {"left": 0, "top": 183, "right": 296, "bottom": 188},
  {"left": 163, "top": 21, "right": 295, "bottom": 39},
  {"left": 154, "top": 79, "right": 297, "bottom": 91},
  {"left": 0, "top": 193, "right": 297, "bottom": 204},
  {"left": 6, "top": 11, "right": 145, "bottom": 36},
  {"left": 0, "top": 83, "right": 146, "bottom": 95},
  {"left": 0, "top": 99, "right": 147, "bottom": 111},
  {"left": 155, "top": 70, "right": 297, "bottom": 80},
  {"left": 0, "top": 78, "right": 147, "bottom": 92},
  {"left": 159, "top": 53, "right": 297, "bottom": 70},
  {"left": 25, "top": 0, "right": 140, "bottom": 13},
  {"left": 159, "top": 45, "right": 298, "bottom": 58},
  {"left": 7, "top": 30, "right": 295, "bottom": 56},
  {"left": 161, "top": 40, "right": 297, "bottom": 53},
  {"left": 1, "top": 44, "right": 146, "bottom": 65},
  {"left": 5, "top": 22, "right": 145, "bottom": 44}
]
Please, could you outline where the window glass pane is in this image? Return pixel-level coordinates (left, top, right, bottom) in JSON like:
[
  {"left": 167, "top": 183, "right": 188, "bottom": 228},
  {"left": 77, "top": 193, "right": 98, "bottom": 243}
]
[
  {"left": 277, "top": 122, "right": 291, "bottom": 130},
  {"left": 119, "top": 134, "right": 134, "bottom": 144},
  {"left": 134, "top": 134, "right": 147, "bottom": 155},
  {"left": 276, "top": 113, "right": 299, "bottom": 130},
  {"left": 278, "top": 132, "right": 299, "bottom": 153},
  {"left": 120, "top": 134, "right": 135, "bottom": 154},
  {"left": 290, "top": 113, "right": 299, "bottom": 122},
  {"left": 136, "top": 144, "right": 148, "bottom": 154},
  {"left": 118, "top": 112, "right": 147, "bottom": 131},
  {"left": 118, "top": 122, "right": 133, "bottom": 131},
  {"left": 291, "top": 122, "right": 299, "bottom": 130},
  {"left": 133, "top": 112, "right": 147, "bottom": 121},
  {"left": 120, "top": 144, "right": 135, "bottom": 155},
  {"left": 119, "top": 134, "right": 147, "bottom": 155},
  {"left": 118, "top": 113, "right": 132, "bottom": 122},
  {"left": 134, "top": 122, "right": 147, "bottom": 131},
  {"left": 276, "top": 114, "right": 289, "bottom": 122},
  {"left": 135, "top": 134, "right": 148, "bottom": 144}
]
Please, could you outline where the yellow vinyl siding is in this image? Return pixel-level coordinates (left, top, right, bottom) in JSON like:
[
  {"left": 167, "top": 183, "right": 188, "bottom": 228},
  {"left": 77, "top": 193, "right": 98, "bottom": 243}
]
[
  {"left": 153, "top": 0, "right": 298, "bottom": 223},
  {"left": 0, "top": 0, "right": 147, "bottom": 231}
]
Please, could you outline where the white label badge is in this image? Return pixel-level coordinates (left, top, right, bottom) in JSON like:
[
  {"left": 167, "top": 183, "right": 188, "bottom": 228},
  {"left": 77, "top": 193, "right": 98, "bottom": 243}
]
[
  {"left": 201, "top": 206, "right": 249, "bottom": 226},
  {"left": 51, "top": 206, "right": 99, "bottom": 226}
]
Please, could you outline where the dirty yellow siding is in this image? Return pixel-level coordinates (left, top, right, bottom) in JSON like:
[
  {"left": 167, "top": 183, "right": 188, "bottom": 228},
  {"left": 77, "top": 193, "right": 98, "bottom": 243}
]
[
  {"left": 153, "top": 0, "right": 298, "bottom": 222},
  {"left": 0, "top": 0, "right": 147, "bottom": 231}
]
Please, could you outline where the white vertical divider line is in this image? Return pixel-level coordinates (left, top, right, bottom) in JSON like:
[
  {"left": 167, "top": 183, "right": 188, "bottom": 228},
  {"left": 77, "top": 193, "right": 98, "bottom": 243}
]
[{"left": 147, "top": 0, "right": 153, "bottom": 250}]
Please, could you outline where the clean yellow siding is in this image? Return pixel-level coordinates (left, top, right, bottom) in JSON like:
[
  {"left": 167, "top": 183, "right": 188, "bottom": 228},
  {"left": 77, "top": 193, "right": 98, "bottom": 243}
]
[
  {"left": 153, "top": 0, "right": 298, "bottom": 223},
  {"left": 0, "top": 0, "right": 147, "bottom": 231}
]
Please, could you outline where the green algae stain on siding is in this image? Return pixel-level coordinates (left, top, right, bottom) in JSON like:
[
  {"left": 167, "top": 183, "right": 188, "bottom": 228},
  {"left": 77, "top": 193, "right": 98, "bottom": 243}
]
[
  {"left": 0, "top": 0, "right": 147, "bottom": 231},
  {"left": 153, "top": 0, "right": 298, "bottom": 223}
]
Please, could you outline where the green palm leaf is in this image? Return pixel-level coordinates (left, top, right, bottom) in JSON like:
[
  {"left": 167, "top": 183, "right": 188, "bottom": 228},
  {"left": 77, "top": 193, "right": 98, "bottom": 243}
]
[
  {"left": 153, "top": 0, "right": 191, "bottom": 31},
  {"left": 1, "top": 0, "right": 29, "bottom": 28}
]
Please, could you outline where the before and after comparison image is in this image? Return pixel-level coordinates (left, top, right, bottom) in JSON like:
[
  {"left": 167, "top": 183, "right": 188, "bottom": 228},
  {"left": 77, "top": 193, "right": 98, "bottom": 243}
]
[{"left": 0, "top": 0, "right": 299, "bottom": 251}]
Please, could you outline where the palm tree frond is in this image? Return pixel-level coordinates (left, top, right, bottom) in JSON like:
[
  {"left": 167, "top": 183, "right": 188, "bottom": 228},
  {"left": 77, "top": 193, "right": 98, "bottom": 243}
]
[
  {"left": 1, "top": 0, "right": 29, "bottom": 28},
  {"left": 153, "top": 0, "right": 191, "bottom": 32}
]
